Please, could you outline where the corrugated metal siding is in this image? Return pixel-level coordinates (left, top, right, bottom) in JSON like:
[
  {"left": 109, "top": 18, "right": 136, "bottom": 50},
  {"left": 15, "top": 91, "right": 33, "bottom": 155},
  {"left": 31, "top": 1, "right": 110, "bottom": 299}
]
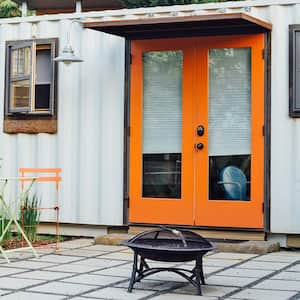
[
  {"left": 267, "top": 4, "right": 300, "bottom": 234},
  {"left": 0, "top": 19, "right": 125, "bottom": 226},
  {"left": 0, "top": 0, "right": 300, "bottom": 232}
]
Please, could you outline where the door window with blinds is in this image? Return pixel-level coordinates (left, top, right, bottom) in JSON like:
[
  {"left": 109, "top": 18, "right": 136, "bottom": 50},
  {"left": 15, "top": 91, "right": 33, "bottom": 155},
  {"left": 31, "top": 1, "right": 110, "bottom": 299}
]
[
  {"left": 142, "top": 51, "right": 183, "bottom": 199},
  {"left": 208, "top": 48, "right": 251, "bottom": 201},
  {"left": 5, "top": 39, "right": 57, "bottom": 115}
]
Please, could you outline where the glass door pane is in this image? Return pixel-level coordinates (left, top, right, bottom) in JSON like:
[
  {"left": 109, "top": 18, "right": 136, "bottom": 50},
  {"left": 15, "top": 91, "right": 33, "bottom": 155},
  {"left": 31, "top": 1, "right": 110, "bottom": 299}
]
[
  {"left": 142, "top": 51, "right": 183, "bottom": 198},
  {"left": 208, "top": 48, "right": 251, "bottom": 201}
]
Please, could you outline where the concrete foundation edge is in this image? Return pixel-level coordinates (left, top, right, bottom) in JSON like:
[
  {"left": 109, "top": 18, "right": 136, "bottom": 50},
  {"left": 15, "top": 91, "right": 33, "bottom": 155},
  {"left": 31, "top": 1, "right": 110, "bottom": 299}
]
[{"left": 94, "top": 233, "right": 281, "bottom": 254}]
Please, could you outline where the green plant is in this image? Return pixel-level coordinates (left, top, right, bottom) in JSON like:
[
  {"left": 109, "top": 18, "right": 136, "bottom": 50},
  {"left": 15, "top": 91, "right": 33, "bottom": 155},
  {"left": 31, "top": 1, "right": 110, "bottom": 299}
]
[
  {"left": 0, "top": 213, "right": 11, "bottom": 242},
  {"left": 0, "top": 0, "right": 21, "bottom": 18},
  {"left": 0, "top": 190, "right": 12, "bottom": 244},
  {"left": 21, "top": 194, "right": 40, "bottom": 242},
  {"left": 38, "top": 234, "right": 66, "bottom": 242}
]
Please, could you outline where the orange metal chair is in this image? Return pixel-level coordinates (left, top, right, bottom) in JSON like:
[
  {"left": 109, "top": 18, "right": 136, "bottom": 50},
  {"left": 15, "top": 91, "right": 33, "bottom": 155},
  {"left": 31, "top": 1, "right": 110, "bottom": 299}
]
[{"left": 19, "top": 168, "right": 62, "bottom": 250}]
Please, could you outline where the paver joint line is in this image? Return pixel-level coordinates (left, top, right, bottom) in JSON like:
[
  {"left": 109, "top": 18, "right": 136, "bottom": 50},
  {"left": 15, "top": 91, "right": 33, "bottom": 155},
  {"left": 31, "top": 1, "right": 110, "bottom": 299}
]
[
  {"left": 1, "top": 239, "right": 300, "bottom": 300},
  {"left": 219, "top": 258, "right": 300, "bottom": 299},
  {"left": 127, "top": 252, "right": 264, "bottom": 299},
  {"left": 0, "top": 240, "right": 134, "bottom": 299}
]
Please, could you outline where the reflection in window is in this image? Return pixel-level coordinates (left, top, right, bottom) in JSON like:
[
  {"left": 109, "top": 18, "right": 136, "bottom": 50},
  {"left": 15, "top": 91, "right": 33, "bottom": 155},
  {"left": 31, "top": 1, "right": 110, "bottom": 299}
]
[
  {"left": 143, "top": 153, "right": 181, "bottom": 198},
  {"left": 209, "top": 155, "right": 250, "bottom": 200},
  {"left": 10, "top": 80, "right": 30, "bottom": 109},
  {"left": 11, "top": 47, "right": 31, "bottom": 77}
]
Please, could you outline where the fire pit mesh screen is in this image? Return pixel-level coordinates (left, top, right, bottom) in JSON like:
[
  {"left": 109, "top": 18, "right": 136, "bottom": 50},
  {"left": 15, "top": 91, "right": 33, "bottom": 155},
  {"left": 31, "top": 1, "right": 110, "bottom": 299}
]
[{"left": 127, "top": 226, "right": 212, "bottom": 250}]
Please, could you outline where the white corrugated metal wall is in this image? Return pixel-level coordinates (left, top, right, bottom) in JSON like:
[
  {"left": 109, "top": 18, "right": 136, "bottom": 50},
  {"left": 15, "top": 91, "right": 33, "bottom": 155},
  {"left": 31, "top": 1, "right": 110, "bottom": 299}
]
[
  {"left": 261, "top": 3, "right": 300, "bottom": 234},
  {"left": 246, "top": 1, "right": 300, "bottom": 234},
  {"left": 0, "top": 17, "right": 125, "bottom": 226},
  {"left": 1, "top": 0, "right": 300, "bottom": 233}
]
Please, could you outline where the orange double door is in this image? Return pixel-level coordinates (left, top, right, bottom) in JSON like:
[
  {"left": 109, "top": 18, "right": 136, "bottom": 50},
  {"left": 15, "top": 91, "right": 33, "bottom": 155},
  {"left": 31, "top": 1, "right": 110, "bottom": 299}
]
[{"left": 129, "top": 34, "right": 264, "bottom": 229}]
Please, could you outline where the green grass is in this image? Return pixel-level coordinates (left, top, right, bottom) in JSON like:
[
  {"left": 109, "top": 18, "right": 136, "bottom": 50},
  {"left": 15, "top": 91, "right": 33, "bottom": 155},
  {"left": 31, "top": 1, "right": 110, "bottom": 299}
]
[
  {"left": 20, "top": 194, "right": 40, "bottom": 242},
  {"left": 0, "top": 216, "right": 11, "bottom": 242},
  {"left": 36, "top": 234, "right": 67, "bottom": 242}
]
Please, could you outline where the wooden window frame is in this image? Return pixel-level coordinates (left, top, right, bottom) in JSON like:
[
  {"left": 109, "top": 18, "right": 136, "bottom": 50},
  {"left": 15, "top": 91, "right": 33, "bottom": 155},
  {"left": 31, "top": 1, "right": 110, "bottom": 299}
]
[
  {"left": 4, "top": 38, "right": 58, "bottom": 134},
  {"left": 289, "top": 25, "right": 300, "bottom": 117},
  {"left": 5, "top": 38, "right": 57, "bottom": 116}
]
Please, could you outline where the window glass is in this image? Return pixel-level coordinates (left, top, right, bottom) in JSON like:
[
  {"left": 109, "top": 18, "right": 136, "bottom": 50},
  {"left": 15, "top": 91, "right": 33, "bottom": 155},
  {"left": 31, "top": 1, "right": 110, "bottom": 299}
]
[
  {"left": 142, "top": 51, "right": 183, "bottom": 198},
  {"left": 10, "top": 80, "right": 30, "bottom": 109},
  {"left": 35, "top": 46, "right": 52, "bottom": 111},
  {"left": 208, "top": 48, "right": 251, "bottom": 201},
  {"left": 6, "top": 40, "right": 56, "bottom": 115},
  {"left": 294, "top": 32, "right": 300, "bottom": 112},
  {"left": 36, "top": 47, "right": 52, "bottom": 84},
  {"left": 35, "top": 85, "right": 50, "bottom": 110},
  {"left": 11, "top": 47, "right": 31, "bottom": 78}
]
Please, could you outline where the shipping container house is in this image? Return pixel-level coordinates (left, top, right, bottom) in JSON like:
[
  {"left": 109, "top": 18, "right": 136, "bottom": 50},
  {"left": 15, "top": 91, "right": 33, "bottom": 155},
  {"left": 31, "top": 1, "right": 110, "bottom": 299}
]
[{"left": 1, "top": 0, "right": 300, "bottom": 246}]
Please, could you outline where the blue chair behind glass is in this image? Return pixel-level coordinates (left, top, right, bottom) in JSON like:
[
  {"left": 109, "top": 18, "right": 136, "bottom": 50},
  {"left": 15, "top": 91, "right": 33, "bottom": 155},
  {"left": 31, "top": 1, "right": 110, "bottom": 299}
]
[{"left": 218, "top": 165, "right": 247, "bottom": 200}]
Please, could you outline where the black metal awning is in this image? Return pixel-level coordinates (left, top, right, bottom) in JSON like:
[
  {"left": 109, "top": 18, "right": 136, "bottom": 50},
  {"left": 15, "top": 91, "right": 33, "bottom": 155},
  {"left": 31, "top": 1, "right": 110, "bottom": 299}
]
[{"left": 84, "top": 13, "right": 272, "bottom": 39}]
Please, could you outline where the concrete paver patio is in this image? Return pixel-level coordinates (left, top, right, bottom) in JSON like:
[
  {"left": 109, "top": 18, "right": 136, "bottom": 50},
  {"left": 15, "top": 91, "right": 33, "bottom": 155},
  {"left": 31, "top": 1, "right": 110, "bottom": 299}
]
[{"left": 0, "top": 239, "right": 299, "bottom": 299}]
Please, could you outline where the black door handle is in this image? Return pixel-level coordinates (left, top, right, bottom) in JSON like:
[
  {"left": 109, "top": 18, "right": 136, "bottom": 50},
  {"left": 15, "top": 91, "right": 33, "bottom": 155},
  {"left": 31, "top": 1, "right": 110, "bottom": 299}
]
[
  {"left": 195, "top": 143, "right": 204, "bottom": 150},
  {"left": 197, "top": 125, "right": 205, "bottom": 136}
]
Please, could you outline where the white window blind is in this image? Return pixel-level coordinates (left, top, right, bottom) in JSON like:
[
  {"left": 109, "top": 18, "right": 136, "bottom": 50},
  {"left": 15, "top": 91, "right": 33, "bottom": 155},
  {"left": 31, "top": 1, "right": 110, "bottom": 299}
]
[
  {"left": 208, "top": 48, "right": 251, "bottom": 156},
  {"left": 142, "top": 51, "right": 182, "bottom": 154}
]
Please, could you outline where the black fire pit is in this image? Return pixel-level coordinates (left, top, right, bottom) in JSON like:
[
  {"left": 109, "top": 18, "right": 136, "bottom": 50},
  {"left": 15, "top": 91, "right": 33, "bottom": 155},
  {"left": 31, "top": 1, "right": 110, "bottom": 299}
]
[{"left": 123, "top": 226, "right": 214, "bottom": 295}]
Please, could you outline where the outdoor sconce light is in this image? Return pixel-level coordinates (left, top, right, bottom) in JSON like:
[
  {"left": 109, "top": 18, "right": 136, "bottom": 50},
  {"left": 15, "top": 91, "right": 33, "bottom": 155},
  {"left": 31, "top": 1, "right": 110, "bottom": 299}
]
[{"left": 54, "top": 20, "right": 83, "bottom": 65}]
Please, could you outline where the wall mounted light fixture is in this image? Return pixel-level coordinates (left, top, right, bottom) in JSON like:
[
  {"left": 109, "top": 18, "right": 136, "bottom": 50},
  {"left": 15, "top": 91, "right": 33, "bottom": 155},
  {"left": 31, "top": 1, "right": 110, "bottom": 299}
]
[{"left": 54, "top": 20, "right": 83, "bottom": 65}]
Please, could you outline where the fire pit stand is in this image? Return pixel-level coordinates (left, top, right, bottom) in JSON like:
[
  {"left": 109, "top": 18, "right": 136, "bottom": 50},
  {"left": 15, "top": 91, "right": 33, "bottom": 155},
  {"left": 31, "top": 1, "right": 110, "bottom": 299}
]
[
  {"left": 123, "top": 226, "right": 214, "bottom": 295},
  {"left": 128, "top": 251, "right": 205, "bottom": 295}
]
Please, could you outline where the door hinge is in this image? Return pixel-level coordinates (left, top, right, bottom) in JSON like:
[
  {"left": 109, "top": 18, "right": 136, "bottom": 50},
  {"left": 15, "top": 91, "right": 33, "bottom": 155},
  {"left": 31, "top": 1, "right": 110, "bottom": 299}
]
[
  {"left": 262, "top": 49, "right": 265, "bottom": 60},
  {"left": 262, "top": 125, "right": 265, "bottom": 136},
  {"left": 262, "top": 202, "right": 264, "bottom": 213},
  {"left": 130, "top": 54, "right": 133, "bottom": 64},
  {"left": 127, "top": 126, "right": 130, "bottom": 137}
]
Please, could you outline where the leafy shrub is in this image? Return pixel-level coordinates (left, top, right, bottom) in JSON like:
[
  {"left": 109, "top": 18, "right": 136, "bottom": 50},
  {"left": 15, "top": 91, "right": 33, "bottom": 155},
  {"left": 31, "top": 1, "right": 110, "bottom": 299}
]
[
  {"left": 0, "top": 213, "right": 11, "bottom": 242},
  {"left": 0, "top": 0, "right": 21, "bottom": 18}
]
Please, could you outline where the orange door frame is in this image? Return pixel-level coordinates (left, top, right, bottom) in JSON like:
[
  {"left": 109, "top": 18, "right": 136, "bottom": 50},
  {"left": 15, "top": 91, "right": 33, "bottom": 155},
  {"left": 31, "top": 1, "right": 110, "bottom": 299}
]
[
  {"left": 194, "top": 35, "right": 265, "bottom": 228},
  {"left": 129, "top": 38, "right": 197, "bottom": 225},
  {"left": 129, "top": 34, "right": 264, "bottom": 229}
]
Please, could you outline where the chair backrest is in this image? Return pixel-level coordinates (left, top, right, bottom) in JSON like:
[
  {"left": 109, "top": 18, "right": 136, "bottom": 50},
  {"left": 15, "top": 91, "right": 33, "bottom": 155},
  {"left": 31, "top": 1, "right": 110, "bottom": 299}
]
[{"left": 219, "top": 165, "right": 247, "bottom": 200}]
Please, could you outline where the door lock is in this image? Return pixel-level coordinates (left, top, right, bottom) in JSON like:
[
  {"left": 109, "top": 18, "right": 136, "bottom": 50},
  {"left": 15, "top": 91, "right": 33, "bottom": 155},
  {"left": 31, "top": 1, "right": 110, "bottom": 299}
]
[
  {"left": 195, "top": 143, "right": 204, "bottom": 150},
  {"left": 197, "top": 125, "right": 205, "bottom": 136}
]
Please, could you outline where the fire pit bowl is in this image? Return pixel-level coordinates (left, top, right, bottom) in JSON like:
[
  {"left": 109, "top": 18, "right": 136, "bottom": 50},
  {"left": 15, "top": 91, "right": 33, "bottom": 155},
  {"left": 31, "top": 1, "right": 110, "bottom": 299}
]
[{"left": 123, "top": 226, "right": 214, "bottom": 295}]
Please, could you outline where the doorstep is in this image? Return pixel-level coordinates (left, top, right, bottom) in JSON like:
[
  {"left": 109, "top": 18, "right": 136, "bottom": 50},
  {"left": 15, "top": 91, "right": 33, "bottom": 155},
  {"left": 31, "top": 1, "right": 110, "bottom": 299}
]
[
  {"left": 129, "top": 226, "right": 266, "bottom": 241},
  {"left": 94, "top": 233, "right": 280, "bottom": 254}
]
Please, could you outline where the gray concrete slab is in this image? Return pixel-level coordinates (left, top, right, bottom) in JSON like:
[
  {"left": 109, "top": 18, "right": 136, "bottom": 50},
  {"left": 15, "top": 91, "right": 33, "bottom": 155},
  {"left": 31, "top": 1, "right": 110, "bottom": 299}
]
[
  {"left": 84, "top": 286, "right": 155, "bottom": 299},
  {"left": 0, "top": 292, "right": 65, "bottom": 300},
  {"left": 229, "top": 288, "right": 298, "bottom": 300},
  {"left": 96, "top": 234, "right": 280, "bottom": 254},
  {"left": 0, "top": 277, "right": 45, "bottom": 289},
  {"left": 0, "top": 238, "right": 298, "bottom": 299}
]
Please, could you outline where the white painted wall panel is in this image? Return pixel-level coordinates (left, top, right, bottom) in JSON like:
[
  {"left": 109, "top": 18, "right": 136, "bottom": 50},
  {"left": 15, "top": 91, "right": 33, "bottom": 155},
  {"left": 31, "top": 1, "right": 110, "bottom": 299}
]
[
  {"left": 267, "top": 4, "right": 300, "bottom": 234},
  {"left": 77, "top": 28, "right": 103, "bottom": 224},
  {"left": 0, "top": 18, "right": 124, "bottom": 225}
]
